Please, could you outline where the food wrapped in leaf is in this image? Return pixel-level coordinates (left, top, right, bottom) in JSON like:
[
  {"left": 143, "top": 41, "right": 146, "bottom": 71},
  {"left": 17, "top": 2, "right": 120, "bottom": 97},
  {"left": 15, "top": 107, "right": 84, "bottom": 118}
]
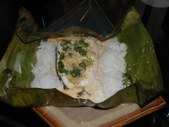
[{"left": 0, "top": 1, "right": 163, "bottom": 108}]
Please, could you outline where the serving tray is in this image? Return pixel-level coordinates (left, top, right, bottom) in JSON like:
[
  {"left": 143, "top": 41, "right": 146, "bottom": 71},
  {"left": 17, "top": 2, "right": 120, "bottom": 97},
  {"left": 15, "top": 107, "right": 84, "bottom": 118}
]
[{"left": 34, "top": 96, "right": 166, "bottom": 127}]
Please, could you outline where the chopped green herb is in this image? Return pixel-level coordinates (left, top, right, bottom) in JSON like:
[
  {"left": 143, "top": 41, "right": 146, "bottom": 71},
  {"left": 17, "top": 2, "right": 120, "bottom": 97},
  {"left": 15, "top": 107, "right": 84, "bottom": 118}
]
[
  {"left": 73, "top": 39, "right": 89, "bottom": 56},
  {"left": 59, "top": 52, "right": 65, "bottom": 60},
  {"left": 58, "top": 61, "right": 67, "bottom": 74},
  {"left": 62, "top": 40, "right": 71, "bottom": 44},
  {"left": 60, "top": 40, "right": 71, "bottom": 51},
  {"left": 70, "top": 67, "right": 81, "bottom": 77},
  {"left": 58, "top": 38, "right": 92, "bottom": 77},
  {"left": 85, "top": 57, "right": 93, "bottom": 66},
  {"left": 74, "top": 46, "right": 87, "bottom": 56},
  {"left": 78, "top": 39, "right": 89, "bottom": 48},
  {"left": 79, "top": 58, "right": 93, "bottom": 70},
  {"left": 68, "top": 52, "right": 73, "bottom": 56},
  {"left": 79, "top": 60, "right": 87, "bottom": 69}
]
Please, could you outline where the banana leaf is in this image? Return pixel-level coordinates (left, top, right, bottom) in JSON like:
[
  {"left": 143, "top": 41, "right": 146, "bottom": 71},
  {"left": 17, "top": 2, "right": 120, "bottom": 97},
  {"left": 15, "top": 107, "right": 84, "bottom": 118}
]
[{"left": 0, "top": 6, "right": 163, "bottom": 108}]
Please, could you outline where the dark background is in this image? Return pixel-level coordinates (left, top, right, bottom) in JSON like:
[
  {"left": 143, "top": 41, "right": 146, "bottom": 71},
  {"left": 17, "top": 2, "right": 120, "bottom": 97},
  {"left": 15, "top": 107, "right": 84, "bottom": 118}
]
[{"left": 0, "top": 0, "right": 169, "bottom": 126}]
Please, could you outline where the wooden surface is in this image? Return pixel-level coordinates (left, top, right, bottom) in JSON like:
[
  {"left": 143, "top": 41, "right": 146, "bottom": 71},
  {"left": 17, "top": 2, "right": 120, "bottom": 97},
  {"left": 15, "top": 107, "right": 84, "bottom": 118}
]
[{"left": 33, "top": 96, "right": 166, "bottom": 127}]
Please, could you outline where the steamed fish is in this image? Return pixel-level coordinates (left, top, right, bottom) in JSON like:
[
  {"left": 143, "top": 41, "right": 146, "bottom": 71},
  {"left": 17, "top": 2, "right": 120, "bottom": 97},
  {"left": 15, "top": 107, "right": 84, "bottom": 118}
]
[{"left": 56, "top": 37, "right": 101, "bottom": 98}]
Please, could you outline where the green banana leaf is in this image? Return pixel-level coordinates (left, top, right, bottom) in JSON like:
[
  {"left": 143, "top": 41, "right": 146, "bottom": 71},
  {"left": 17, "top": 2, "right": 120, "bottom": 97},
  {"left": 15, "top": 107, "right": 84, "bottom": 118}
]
[{"left": 0, "top": 7, "right": 163, "bottom": 109}]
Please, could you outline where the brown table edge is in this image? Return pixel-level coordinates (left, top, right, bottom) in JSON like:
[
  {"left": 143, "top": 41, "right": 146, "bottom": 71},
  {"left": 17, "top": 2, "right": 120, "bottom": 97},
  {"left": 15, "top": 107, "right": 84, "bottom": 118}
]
[
  {"left": 33, "top": 96, "right": 166, "bottom": 127},
  {"left": 103, "top": 96, "right": 166, "bottom": 127}
]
